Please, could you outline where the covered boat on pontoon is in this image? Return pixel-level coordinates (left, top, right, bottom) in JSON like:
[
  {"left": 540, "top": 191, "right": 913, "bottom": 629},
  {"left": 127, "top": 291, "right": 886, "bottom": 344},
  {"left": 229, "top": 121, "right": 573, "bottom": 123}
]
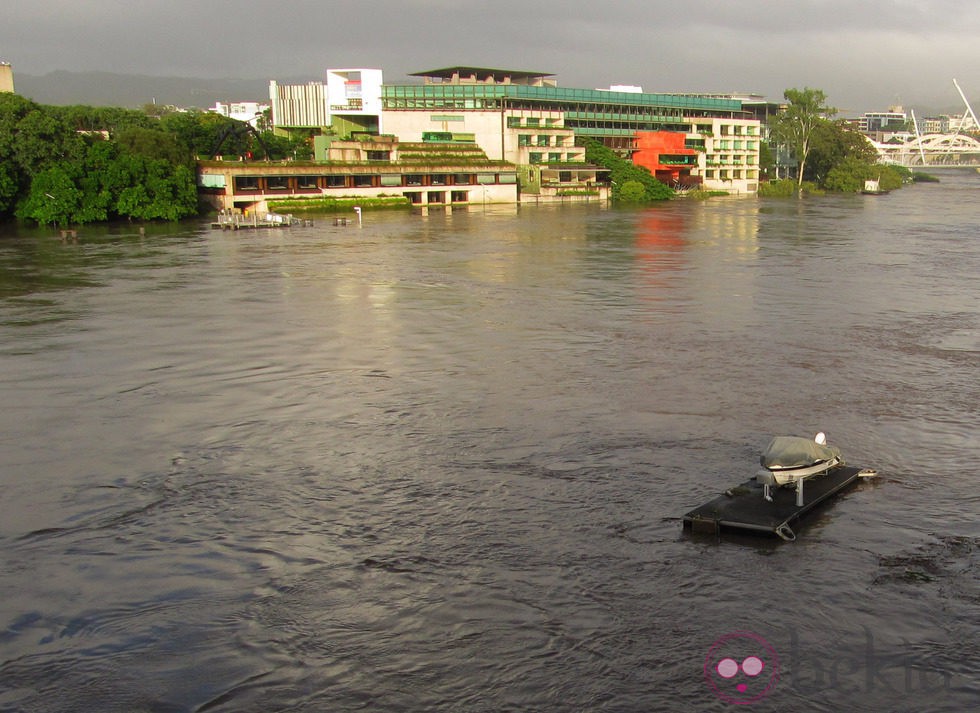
[{"left": 755, "top": 433, "right": 844, "bottom": 502}]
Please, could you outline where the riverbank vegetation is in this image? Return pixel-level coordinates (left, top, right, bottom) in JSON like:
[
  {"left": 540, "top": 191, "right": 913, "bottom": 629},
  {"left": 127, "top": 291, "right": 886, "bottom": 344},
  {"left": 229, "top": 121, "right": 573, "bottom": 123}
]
[
  {"left": 0, "top": 94, "right": 309, "bottom": 226},
  {"left": 765, "top": 87, "right": 912, "bottom": 195}
]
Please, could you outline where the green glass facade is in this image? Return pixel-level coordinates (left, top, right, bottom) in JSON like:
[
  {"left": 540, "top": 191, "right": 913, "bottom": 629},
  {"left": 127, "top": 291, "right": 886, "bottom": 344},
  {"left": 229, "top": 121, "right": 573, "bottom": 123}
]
[{"left": 382, "top": 84, "right": 743, "bottom": 137}]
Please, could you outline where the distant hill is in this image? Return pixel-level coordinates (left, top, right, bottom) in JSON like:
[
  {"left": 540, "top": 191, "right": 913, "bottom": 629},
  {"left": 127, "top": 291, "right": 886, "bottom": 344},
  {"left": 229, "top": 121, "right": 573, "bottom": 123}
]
[
  {"left": 13, "top": 70, "right": 319, "bottom": 109},
  {"left": 10, "top": 70, "right": 970, "bottom": 120}
]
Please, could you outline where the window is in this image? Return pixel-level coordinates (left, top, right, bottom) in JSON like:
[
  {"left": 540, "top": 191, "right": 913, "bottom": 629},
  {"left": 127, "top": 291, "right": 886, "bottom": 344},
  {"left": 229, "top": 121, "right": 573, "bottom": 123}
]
[
  {"left": 266, "top": 176, "right": 289, "bottom": 190},
  {"left": 454, "top": 173, "right": 474, "bottom": 184},
  {"left": 529, "top": 153, "right": 543, "bottom": 164},
  {"left": 549, "top": 153, "right": 561, "bottom": 163},
  {"left": 326, "top": 175, "right": 347, "bottom": 188},
  {"left": 366, "top": 151, "right": 390, "bottom": 161},
  {"left": 296, "top": 175, "right": 318, "bottom": 190},
  {"left": 234, "top": 176, "right": 260, "bottom": 191},
  {"left": 526, "top": 118, "right": 540, "bottom": 127},
  {"left": 518, "top": 135, "right": 531, "bottom": 147},
  {"left": 352, "top": 175, "right": 374, "bottom": 187},
  {"left": 451, "top": 191, "right": 468, "bottom": 203}
]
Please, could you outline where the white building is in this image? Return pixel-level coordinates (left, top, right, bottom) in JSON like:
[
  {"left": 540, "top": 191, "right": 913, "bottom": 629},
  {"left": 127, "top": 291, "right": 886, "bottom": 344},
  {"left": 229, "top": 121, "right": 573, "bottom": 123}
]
[
  {"left": 690, "top": 118, "right": 762, "bottom": 194},
  {"left": 270, "top": 68, "right": 383, "bottom": 134},
  {"left": 209, "top": 101, "right": 269, "bottom": 127},
  {"left": 859, "top": 109, "right": 907, "bottom": 133}
]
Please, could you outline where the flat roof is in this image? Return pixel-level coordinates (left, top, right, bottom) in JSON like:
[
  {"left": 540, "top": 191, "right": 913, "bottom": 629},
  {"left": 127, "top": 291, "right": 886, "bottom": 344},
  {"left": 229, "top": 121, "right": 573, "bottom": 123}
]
[{"left": 410, "top": 66, "right": 555, "bottom": 82}]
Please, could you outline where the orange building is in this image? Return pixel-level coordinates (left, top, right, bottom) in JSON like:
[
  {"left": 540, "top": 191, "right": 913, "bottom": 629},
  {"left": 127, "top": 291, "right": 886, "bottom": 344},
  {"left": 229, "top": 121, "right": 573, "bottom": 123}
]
[{"left": 632, "top": 131, "right": 700, "bottom": 188}]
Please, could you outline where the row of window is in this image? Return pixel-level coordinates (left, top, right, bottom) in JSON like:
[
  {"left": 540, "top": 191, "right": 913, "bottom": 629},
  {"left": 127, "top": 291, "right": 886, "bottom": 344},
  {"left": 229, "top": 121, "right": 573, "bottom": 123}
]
[
  {"left": 526, "top": 152, "right": 583, "bottom": 164},
  {"left": 714, "top": 141, "right": 759, "bottom": 150},
  {"left": 231, "top": 174, "right": 516, "bottom": 192},
  {"left": 706, "top": 156, "right": 759, "bottom": 165},
  {"left": 567, "top": 120, "right": 691, "bottom": 133},
  {"left": 695, "top": 124, "right": 759, "bottom": 136},
  {"left": 384, "top": 99, "right": 503, "bottom": 110},
  {"left": 517, "top": 134, "right": 572, "bottom": 147},
  {"left": 703, "top": 169, "right": 760, "bottom": 180},
  {"left": 404, "top": 191, "right": 473, "bottom": 205},
  {"left": 382, "top": 85, "right": 740, "bottom": 113},
  {"left": 506, "top": 116, "right": 562, "bottom": 128}
]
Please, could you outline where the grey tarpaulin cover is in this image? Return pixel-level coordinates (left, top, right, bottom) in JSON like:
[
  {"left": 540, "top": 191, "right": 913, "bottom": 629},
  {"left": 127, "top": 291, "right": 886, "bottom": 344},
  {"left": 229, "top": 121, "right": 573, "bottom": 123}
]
[{"left": 760, "top": 436, "right": 843, "bottom": 469}]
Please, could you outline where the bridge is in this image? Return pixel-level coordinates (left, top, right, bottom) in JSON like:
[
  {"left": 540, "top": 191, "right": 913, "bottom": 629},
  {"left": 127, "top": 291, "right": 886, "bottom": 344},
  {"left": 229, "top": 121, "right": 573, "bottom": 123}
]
[
  {"left": 869, "top": 132, "right": 980, "bottom": 168},
  {"left": 869, "top": 78, "right": 980, "bottom": 168}
]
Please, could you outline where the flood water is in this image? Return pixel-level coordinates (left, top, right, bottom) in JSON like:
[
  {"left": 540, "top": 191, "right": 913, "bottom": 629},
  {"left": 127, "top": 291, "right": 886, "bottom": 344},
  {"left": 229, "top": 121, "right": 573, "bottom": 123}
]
[{"left": 1, "top": 172, "right": 978, "bottom": 712}]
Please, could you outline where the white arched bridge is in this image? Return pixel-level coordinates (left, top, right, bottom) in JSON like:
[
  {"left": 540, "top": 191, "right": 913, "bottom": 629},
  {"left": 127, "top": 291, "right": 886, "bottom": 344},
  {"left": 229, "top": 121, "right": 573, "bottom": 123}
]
[{"left": 869, "top": 132, "right": 980, "bottom": 168}]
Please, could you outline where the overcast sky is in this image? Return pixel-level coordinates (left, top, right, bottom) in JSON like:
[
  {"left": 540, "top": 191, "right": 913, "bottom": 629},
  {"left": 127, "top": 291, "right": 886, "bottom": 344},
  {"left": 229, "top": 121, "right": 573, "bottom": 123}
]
[{"left": 3, "top": 0, "right": 979, "bottom": 114}]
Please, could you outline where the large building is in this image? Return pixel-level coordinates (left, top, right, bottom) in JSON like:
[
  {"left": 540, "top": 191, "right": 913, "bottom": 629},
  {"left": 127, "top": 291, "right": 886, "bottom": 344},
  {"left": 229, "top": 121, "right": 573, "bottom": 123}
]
[
  {"left": 385, "top": 67, "right": 762, "bottom": 193},
  {"left": 197, "top": 137, "right": 531, "bottom": 214},
  {"left": 265, "top": 65, "right": 763, "bottom": 196}
]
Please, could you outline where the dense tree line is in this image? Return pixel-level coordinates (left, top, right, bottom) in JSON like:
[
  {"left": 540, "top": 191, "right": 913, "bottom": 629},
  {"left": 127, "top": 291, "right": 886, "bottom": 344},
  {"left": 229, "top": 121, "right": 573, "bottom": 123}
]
[{"left": 0, "top": 96, "right": 310, "bottom": 226}]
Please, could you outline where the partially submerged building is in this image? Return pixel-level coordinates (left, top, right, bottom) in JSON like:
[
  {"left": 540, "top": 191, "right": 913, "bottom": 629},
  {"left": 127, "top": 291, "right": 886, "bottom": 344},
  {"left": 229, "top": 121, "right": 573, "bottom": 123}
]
[
  {"left": 197, "top": 137, "right": 525, "bottom": 214},
  {"left": 207, "top": 65, "right": 763, "bottom": 210}
]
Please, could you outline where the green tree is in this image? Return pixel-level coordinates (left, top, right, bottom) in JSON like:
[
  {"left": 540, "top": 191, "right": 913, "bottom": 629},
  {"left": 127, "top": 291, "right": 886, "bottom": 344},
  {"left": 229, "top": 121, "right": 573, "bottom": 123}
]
[
  {"left": 806, "top": 120, "right": 878, "bottom": 184},
  {"left": 116, "top": 126, "right": 192, "bottom": 165},
  {"left": 583, "top": 139, "right": 673, "bottom": 203},
  {"left": 770, "top": 88, "right": 836, "bottom": 190},
  {"left": 617, "top": 180, "right": 648, "bottom": 202},
  {"left": 823, "top": 159, "right": 904, "bottom": 193},
  {"left": 16, "top": 166, "right": 83, "bottom": 226}
]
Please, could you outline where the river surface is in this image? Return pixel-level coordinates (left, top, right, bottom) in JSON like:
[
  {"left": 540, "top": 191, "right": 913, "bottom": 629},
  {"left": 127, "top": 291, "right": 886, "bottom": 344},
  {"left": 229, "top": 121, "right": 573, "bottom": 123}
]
[{"left": 1, "top": 173, "right": 978, "bottom": 712}]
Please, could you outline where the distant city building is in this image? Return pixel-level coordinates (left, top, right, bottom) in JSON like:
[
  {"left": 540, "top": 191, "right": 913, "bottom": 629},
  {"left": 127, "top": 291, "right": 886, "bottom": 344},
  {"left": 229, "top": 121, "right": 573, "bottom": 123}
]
[
  {"left": 0, "top": 62, "right": 14, "bottom": 93},
  {"left": 859, "top": 108, "right": 908, "bottom": 133},
  {"left": 209, "top": 100, "right": 269, "bottom": 127},
  {"left": 919, "top": 116, "right": 948, "bottom": 134}
]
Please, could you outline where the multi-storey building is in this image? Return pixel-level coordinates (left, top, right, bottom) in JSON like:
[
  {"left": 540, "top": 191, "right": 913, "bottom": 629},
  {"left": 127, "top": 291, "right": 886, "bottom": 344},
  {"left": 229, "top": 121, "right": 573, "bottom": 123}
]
[
  {"left": 859, "top": 109, "right": 908, "bottom": 133},
  {"left": 265, "top": 65, "right": 763, "bottom": 197},
  {"left": 381, "top": 67, "right": 761, "bottom": 194}
]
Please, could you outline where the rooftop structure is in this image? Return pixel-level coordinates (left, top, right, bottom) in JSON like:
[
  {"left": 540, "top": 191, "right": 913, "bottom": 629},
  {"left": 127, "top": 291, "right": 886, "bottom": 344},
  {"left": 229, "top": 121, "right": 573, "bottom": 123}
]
[{"left": 410, "top": 67, "right": 557, "bottom": 87}]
